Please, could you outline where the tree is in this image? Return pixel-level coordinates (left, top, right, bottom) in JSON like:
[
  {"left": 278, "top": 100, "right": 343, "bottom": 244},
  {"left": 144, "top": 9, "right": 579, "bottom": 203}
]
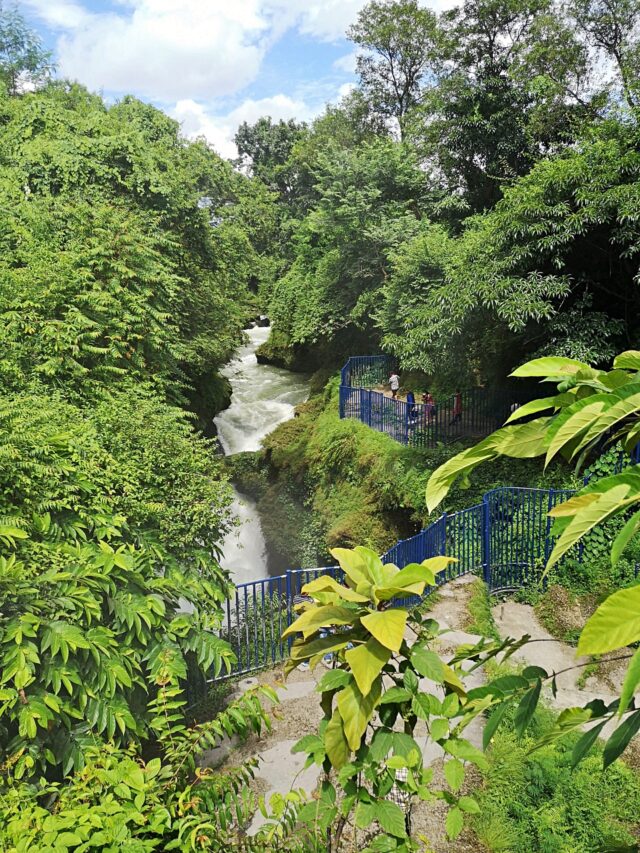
[
  {"left": 0, "top": 4, "right": 52, "bottom": 95},
  {"left": 235, "top": 116, "right": 307, "bottom": 204},
  {"left": 378, "top": 120, "right": 640, "bottom": 384},
  {"left": 570, "top": 0, "right": 640, "bottom": 110},
  {"left": 268, "top": 138, "right": 430, "bottom": 358},
  {"left": 409, "top": 0, "right": 596, "bottom": 213},
  {"left": 348, "top": 0, "right": 439, "bottom": 139}
]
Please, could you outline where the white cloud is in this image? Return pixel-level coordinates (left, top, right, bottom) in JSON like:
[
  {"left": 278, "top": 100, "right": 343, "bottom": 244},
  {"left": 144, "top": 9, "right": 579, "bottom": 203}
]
[
  {"left": 171, "top": 93, "right": 316, "bottom": 159},
  {"left": 268, "top": 0, "right": 367, "bottom": 42},
  {"left": 333, "top": 50, "right": 358, "bottom": 74},
  {"left": 23, "top": 0, "right": 91, "bottom": 29},
  {"left": 24, "top": 0, "right": 270, "bottom": 101}
]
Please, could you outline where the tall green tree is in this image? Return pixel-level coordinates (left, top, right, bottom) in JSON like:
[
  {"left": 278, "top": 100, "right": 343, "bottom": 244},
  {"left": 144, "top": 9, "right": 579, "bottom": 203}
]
[
  {"left": 348, "top": 0, "right": 439, "bottom": 139},
  {"left": 0, "top": 3, "right": 52, "bottom": 95}
]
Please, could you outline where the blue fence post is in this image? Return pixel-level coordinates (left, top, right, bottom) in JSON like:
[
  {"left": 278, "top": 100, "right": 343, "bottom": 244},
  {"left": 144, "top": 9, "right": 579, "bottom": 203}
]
[
  {"left": 440, "top": 511, "right": 448, "bottom": 556},
  {"left": 543, "top": 489, "right": 555, "bottom": 568},
  {"left": 482, "top": 495, "right": 491, "bottom": 587},
  {"left": 404, "top": 400, "right": 409, "bottom": 446},
  {"left": 285, "top": 570, "right": 293, "bottom": 652}
]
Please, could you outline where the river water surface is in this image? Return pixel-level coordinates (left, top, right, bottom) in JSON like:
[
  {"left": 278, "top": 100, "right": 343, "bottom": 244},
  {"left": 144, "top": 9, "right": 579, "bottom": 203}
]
[{"left": 214, "top": 326, "right": 309, "bottom": 583}]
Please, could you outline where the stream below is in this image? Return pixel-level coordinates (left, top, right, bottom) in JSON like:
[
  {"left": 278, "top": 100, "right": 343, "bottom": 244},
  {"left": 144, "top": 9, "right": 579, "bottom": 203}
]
[{"left": 214, "top": 326, "right": 309, "bottom": 583}]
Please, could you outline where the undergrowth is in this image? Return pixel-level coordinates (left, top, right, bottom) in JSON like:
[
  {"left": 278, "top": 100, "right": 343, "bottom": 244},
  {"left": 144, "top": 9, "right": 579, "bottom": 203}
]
[
  {"left": 473, "top": 703, "right": 640, "bottom": 852},
  {"left": 465, "top": 577, "right": 500, "bottom": 640}
]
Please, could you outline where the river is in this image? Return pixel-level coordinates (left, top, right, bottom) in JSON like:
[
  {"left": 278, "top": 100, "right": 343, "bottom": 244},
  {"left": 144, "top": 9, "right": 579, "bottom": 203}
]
[{"left": 214, "top": 326, "right": 309, "bottom": 583}]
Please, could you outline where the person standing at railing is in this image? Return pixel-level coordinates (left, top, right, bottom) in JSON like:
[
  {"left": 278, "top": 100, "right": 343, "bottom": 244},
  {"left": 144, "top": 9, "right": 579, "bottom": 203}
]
[
  {"left": 389, "top": 371, "right": 400, "bottom": 399},
  {"left": 422, "top": 391, "right": 436, "bottom": 422},
  {"left": 449, "top": 390, "right": 463, "bottom": 425}
]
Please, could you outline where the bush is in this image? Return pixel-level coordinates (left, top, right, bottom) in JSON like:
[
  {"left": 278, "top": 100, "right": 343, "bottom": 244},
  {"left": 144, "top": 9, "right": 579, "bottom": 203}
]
[{"left": 473, "top": 705, "right": 640, "bottom": 852}]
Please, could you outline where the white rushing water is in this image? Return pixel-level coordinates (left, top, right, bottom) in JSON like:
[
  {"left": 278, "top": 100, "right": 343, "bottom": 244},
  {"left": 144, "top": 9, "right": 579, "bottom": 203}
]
[{"left": 214, "top": 326, "right": 309, "bottom": 583}]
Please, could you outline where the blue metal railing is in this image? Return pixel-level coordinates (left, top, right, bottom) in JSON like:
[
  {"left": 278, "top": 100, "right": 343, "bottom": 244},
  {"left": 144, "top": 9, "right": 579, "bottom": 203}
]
[
  {"left": 340, "top": 355, "right": 395, "bottom": 390},
  {"left": 196, "top": 484, "right": 595, "bottom": 691},
  {"left": 338, "top": 357, "right": 529, "bottom": 448}
]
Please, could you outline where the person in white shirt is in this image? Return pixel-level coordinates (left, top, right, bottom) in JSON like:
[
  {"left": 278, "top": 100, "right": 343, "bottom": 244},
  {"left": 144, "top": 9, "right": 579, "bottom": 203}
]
[{"left": 389, "top": 372, "right": 400, "bottom": 398}]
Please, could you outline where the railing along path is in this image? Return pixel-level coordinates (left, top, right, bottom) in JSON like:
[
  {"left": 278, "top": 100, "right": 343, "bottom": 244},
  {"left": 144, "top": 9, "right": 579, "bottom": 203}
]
[
  {"left": 185, "top": 358, "right": 640, "bottom": 698},
  {"left": 339, "top": 354, "right": 529, "bottom": 448}
]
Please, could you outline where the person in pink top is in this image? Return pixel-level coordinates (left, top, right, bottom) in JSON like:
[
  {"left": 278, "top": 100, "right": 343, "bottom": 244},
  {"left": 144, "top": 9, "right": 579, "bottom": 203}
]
[{"left": 450, "top": 390, "right": 463, "bottom": 425}]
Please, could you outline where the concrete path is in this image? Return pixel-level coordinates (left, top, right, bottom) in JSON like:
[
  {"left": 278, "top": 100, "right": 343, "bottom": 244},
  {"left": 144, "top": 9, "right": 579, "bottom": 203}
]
[{"left": 205, "top": 576, "right": 633, "bottom": 848}]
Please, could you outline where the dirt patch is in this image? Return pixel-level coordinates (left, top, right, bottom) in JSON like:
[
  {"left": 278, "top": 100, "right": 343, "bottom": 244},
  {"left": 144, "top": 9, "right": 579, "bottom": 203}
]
[
  {"left": 228, "top": 667, "right": 325, "bottom": 760},
  {"left": 535, "top": 584, "right": 598, "bottom": 643},
  {"left": 411, "top": 760, "right": 486, "bottom": 853}
]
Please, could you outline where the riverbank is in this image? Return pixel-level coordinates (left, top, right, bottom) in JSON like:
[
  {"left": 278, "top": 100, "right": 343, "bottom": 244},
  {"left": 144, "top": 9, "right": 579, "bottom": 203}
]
[{"left": 228, "top": 377, "right": 577, "bottom": 574}]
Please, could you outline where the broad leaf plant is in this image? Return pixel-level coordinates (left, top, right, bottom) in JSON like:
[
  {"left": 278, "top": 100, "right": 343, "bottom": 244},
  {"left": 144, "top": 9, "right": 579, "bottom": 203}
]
[
  {"left": 285, "top": 547, "right": 521, "bottom": 851},
  {"left": 426, "top": 350, "right": 640, "bottom": 769}
]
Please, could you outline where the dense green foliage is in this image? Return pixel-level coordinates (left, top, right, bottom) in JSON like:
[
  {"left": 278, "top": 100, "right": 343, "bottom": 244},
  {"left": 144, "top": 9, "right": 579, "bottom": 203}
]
[
  {"left": 0, "top": 0, "right": 280, "bottom": 813},
  {"left": 248, "top": 0, "right": 640, "bottom": 382},
  {"left": 473, "top": 704, "right": 640, "bottom": 852}
]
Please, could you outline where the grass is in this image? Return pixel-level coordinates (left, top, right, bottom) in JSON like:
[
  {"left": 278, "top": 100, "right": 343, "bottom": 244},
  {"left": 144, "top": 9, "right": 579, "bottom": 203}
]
[
  {"left": 471, "top": 701, "right": 640, "bottom": 852},
  {"left": 465, "top": 577, "right": 500, "bottom": 640}
]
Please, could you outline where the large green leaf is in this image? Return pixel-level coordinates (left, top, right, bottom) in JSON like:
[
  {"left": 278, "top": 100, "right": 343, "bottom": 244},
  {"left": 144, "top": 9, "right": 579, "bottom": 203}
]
[
  {"left": 489, "top": 419, "right": 551, "bottom": 459},
  {"left": 444, "top": 758, "right": 464, "bottom": 792},
  {"left": 570, "top": 383, "right": 640, "bottom": 458},
  {"left": 533, "top": 707, "right": 593, "bottom": 749},
  {"left": 445, "top": 806, "right": 464, "bottom": 840},
  {"left": 483, "top": 701, "right": 511, "bottom": 749},
  {"left": 578, "top": 585, "right": 640, "bottom": 655},
  {"left": 614, "top": 351, "right": 640, "bottom": 370},
  {"left": 337, "top": 678, "right": 381, "bottom": 751},
  {"left": 547, "top": 484, "right": 636, "bottom": 569},
  {"left": 571, "top": 720, "right": 607, "bottom": 768},
  {"left": 425, "top": 438, "right": 499, "bottom": 512},
  {"left": 618, "top": 648, "right": 640, "bottom": 717},
  {"left": 544, "top": 396, "right": 610, "bottom": 466},
  {"left": 361, "top": 609, "right": 407, "bottom": 652},
  {"left": 329, "top": 548, "right": 370, "bottom": 588},
  {"left": 301, "top": 575, "right": 369, "bottom": 603},
  {"left": 282, "top": 605, "right": 356, "bottom": 638},
  {"left": 411, "top": 645, "right": 444, "bottom": 683},
  {"left": 603, "top": 709, "right": 640, "bottom": 768},
  {"left": 376, "top": 801, "right": 407, "bottom": 838},
  {"left": 510, "top": 356, "right": 590, "bottom": 378},
  {"left": 355, "top": 546, "right": 397, "bottom": 586},
  {"left": 324, "top": 708, "right": 350, "bottom": 769},
  {"left": 505, "top": 396, "right": 557, "bottom": 423},
  {"left": 514, "top": 679, "right": 541, "bottom": 737},
  {"left": 390, "top": 558, "right": 448, "bottom": 589},
  {"left": 345, "top": 637, "right": 391, "bottom": 697},
  {"left": 289, "top": 632, "right": 356, "bottom": 661},
  {"left": 373, "top": 559, "right": 448, "bottom": 602},
  {"left": 611, "top": 510, "right": 640, "bottom": 566}
]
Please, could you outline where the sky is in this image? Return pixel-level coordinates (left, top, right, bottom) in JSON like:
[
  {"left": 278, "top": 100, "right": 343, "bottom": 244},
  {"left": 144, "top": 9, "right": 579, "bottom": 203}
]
[{"left": 18, "top": 0, "right": 451, "bottom": 159}]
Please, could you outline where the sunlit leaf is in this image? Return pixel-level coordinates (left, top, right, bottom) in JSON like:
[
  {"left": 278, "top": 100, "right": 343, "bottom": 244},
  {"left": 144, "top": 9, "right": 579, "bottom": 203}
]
[
  {"left": 345, "top": 637, "right": 391, "bottom": 696},
  {"left": 547, "top": 484, "right": 636, "bottom": 569},
  {"left": 611, "top": 510, "right": 640, "bottom": 566},
  {"left": 578, "top": 585, "right": 640, "bottom": 655},
  {"left": 324, "top": 708, "right": 350, "bottom": 769},
  {"left": 614, "top": 351, "right": 640, "bottom": 370},
  {"left": 282, "top": 605, "right": 357, "bottom": 638},
  {"left": 337, "top": 678, "right": 382, "bottom": 751},
  {"left": 510, "top": 356, "right": 590, "bottom": 378},
  {"left": 603, "top": 709, "right": 640, "bottom": 768},
  {"left": 301, "top": 575, "right": 369, "bottom": 603},
  {"left": 361, "top": 609, "right": 408, "bottom": 652},
  {"left": 618, "top": 648, "right": 640, "bottom": 717}
]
